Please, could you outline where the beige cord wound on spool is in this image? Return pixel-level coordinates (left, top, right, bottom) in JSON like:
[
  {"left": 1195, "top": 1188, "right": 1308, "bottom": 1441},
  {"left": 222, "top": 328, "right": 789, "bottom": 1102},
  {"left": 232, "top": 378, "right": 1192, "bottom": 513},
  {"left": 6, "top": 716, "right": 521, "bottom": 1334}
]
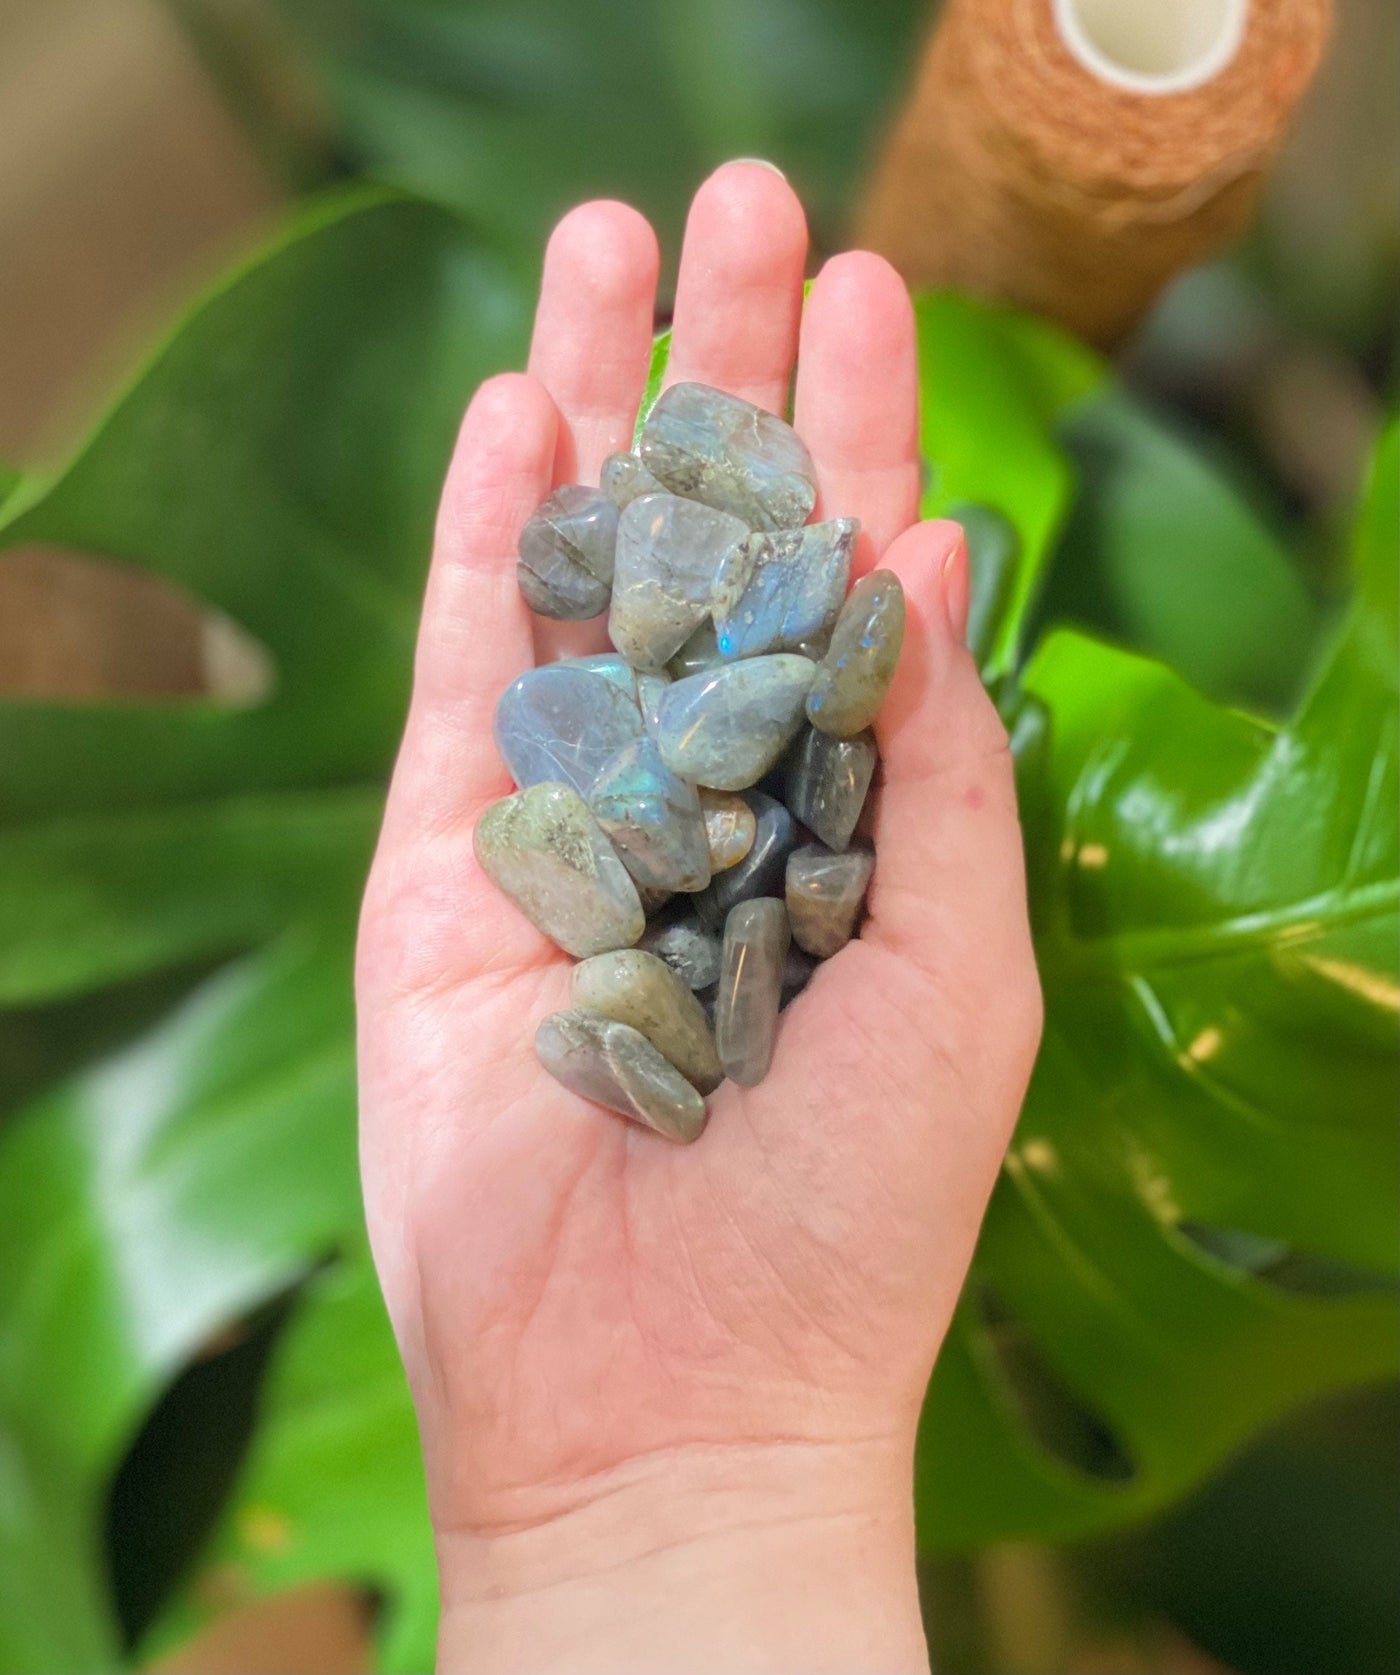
[{"left": 856, "top": 0, "right": 1333, "bottom": 347}]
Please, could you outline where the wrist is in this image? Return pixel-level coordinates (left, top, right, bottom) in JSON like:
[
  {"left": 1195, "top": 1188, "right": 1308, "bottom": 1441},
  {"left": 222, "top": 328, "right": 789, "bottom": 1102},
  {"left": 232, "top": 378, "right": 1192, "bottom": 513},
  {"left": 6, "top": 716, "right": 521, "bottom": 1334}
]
[{"left": 433, "top": 1435, "right": 929, "bottom": 1674}]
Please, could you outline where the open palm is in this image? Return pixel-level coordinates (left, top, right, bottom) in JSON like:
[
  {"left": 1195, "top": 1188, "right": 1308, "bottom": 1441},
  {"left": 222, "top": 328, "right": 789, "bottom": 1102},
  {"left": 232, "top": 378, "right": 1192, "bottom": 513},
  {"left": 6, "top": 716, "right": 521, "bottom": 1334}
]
[{"left": 356, "top": 163, "right": 1042, "bottom": 1545}]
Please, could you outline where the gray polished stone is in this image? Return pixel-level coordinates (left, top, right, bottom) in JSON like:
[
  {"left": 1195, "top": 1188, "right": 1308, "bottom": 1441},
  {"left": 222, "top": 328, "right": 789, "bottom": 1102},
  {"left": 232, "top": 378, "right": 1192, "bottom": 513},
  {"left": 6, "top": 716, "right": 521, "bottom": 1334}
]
[
  {"left": 639, "top": 382, "right": 816, "bottom": 531},
  {"left": 713, "top": 519, "right": 856, "bottom": 660},
  {"left": 715, "top": 897, "right": 790, "bottom": 1086},
  {"left": 785, "top": 840, "right": 875, "bottom": 957},
  {"left": 588, "top": 736, "right": 710, "bottom": 894},
  {"left": 693, "top": 791, "right": 799, "bottom": 931},
  {"left": 638, "top": 912, "right": 724, "bottom": 991},
  {"left": 601, "top": 451, "right": 667, "bottom": 511},
  {"left": 572, "top": 948, "right": 723, "bottom": 1094},
  {"left": 699, "top": 788, "right": 756, "bottom": 873},
  {"left": 516, "top": 485, "right": 618, "bottom": 619},
  {"left": 654, "top": 654, "right": 816, "bottom": 791},
  {"left": 474, "top": 783, "right": 644, "bottom": 957},
  {"left": 608, "top": 493, "right": 748, "bottom": 671},
  {"left": 535, "top": 1010, "right": 706, "bottom": 1143},
  {"left": 785, "top": 726, "right": 877, "bottom": 853},
  {"left": 806, "top": 569, "right": 905, "bottom": 737},
  {"left": 494, "top": 662, "right": 647, "bottom": 796}
]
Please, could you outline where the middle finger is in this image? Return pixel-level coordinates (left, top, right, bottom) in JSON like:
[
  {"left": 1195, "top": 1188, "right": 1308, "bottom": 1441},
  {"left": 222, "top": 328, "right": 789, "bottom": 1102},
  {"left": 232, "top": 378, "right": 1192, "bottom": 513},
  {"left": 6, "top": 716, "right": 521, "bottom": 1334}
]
[{"left": 664, "top": 160, "right": 808, "bottom": 416}]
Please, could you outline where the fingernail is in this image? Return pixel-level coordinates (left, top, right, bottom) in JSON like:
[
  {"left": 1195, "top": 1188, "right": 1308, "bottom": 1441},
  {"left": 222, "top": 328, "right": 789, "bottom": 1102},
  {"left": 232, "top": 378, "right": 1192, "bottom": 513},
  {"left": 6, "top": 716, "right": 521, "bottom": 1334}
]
[
  {"left": 729, "top": 158, "right": 787, "bottom": 178},
  {"left": 941, "top": 533, "right": 970, "bottom": 644}
]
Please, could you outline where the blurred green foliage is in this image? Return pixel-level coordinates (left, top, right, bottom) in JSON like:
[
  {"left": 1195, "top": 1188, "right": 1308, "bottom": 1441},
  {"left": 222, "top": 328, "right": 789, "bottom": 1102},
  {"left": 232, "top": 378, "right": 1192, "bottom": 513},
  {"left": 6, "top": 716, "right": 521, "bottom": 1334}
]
[
  {"left": 175, "top": 0, "right": 924, "bottom": 263},
  {"left": 0, "top": 187, "right": 1394, "bottom": 1671}
]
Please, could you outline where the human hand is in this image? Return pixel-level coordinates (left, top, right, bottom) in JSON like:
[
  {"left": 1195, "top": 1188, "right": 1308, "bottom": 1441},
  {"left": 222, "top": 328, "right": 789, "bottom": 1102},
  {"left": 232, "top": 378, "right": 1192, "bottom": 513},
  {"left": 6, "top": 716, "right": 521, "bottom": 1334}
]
[{"left": 356, "top": 161, "right": 1042, "bottom": 1673}]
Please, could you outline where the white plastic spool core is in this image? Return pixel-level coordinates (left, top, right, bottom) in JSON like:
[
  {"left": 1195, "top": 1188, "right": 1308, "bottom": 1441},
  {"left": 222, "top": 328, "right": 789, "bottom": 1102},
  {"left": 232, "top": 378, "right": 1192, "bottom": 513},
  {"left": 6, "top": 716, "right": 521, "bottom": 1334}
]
[{"left": 1053, "top": 0, "right": 1249, "bottom": 94}]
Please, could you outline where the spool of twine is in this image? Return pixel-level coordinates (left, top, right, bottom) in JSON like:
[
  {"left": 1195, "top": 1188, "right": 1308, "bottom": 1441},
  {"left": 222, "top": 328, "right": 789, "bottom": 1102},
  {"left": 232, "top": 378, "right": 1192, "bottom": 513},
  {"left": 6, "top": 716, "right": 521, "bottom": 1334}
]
[{"left": 856, "top": 0, "right": 1333, "bottom": 347}]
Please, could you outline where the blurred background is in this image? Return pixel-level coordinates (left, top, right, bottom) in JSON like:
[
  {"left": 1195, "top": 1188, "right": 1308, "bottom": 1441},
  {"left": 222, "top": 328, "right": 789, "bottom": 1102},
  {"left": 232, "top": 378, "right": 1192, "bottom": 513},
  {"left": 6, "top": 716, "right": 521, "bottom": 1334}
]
[{"left": 0, "top": 2, "right": 1395, "bottom": 1672}]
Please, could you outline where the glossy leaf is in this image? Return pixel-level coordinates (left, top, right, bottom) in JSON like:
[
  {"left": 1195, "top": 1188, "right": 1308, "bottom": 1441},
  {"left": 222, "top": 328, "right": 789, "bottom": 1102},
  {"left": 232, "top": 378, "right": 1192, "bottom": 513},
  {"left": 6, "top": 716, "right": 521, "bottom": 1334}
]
[
  {"left": 1040, "top": 387, "right": 1319, "bottom": 710},
  {"left": 915, "top": 420, "right": 1399, "bottom": 1546}
]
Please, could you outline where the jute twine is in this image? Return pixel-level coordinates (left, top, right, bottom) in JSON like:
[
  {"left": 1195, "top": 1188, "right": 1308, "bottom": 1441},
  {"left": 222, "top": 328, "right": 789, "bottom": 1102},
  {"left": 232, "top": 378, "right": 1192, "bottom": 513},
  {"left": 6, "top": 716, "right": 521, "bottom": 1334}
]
[{"left": 856, "top": 0, "right": 1333, "bottom": 346}]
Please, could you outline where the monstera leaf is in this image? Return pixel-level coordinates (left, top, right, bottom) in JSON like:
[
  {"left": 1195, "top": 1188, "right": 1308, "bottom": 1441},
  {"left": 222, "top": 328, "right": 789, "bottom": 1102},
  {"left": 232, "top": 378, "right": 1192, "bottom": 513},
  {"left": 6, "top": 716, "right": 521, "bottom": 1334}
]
[
  {"left": 0, "top": 188, "right": 1394, "bottom": 1672},
  {"left": 916, "top": 420, "right": 1399, "bottom": 1546},
  {"left": 0, "top": 189, "right": 530, "bottom": 1671}
]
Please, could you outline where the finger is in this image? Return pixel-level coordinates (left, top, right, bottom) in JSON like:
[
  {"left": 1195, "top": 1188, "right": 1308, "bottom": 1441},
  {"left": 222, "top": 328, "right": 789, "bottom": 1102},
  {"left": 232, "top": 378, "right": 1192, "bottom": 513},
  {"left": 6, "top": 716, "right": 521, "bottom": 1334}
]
[
  {"left": 862, "top": 519, "right": 1043, "bottom": 1100},
  {"left": 527, "top": 200, "right": 660, "bottom": 662},
  {"left": 528, "top": 199, "right": 660, "bottom": 485},
  {"left": 792, "top": 251, "right": 921, "bottom": 565},
  {"left": 664, "top": 161, "right": 808, "bottom": 415},
  {"left": 379, "top": 372, "right": 558, "bottom": 850}
]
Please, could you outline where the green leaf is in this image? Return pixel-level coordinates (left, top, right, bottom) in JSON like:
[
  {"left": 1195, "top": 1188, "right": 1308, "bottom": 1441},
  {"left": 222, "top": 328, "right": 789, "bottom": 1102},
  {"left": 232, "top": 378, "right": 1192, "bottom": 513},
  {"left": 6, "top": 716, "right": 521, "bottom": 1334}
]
[
  {"left": 0, "top": 791, "right": 379, "bottom": 1006},
  {"left": 0, "top": 933, "right": 359, "bottom": 1670},
  {"left": 0, "top": 187, "right": 531, "bottom": 996},
  {"left": 0, "top": 463, "right": 20, "bottom": 508},
  {"left": 1039, "top": 388, "right": 1319, "bottom": 710},
  {"left": 913, "top": 294, "right": 1105, "bottom": 675},
  {"left": 0, "top": 190, "right": 531, "bottom": 1667},
  {"left": 141, "top": 1250, "right": 436, "bottom": 1675},
  {"left": 915, "top": 421, "right": 1399, "bottom": 1547}
]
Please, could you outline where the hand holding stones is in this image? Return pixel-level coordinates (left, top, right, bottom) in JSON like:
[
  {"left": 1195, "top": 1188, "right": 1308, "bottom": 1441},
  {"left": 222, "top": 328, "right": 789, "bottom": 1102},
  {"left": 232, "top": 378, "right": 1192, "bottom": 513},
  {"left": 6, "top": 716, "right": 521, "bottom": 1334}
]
[{"left": 481, "top": 382, "right": 903, "bottom": 1141}]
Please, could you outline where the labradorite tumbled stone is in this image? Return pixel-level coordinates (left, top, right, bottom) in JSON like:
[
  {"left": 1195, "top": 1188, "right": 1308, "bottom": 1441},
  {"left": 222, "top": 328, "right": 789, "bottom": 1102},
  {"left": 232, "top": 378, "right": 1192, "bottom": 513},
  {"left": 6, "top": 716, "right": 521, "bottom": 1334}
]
[
  {"left": 715, "top": 897, "right": 790, "bottom": 1086},
  {"left": 494, "top": 662, "right": 647, "bottom": 796},
  {"left": 699, "top": 788, "right": 756, "bottom": 873},
  {"left": 785, "top": 840, "right": 875, "bottom": 957},
  {"left": 601, "top": 451, "right": 667, "bottom": 511},
  {"left": 639, "top": 382, "right": 816, "bottom": 532},
  {"left": 608, "top": 493, "right": 748, "bottom": 671},
  {"left": 785, "top": 726, "right": 877, "bottom": 854},
  {"left": 535, "top": 1010, "right": 706, "bottom": 1144},
  {"left": 474, "top": 782, "right": 644, "bottom": 957},
  {"left": 588, "top": 736, "right": 710, "bottom": 894},
  {"left": 516, "top": 485, "right": 618, "bottom": 619},
  {"left": 654, "top": 655, "right": 816, "bottom": 792},
  {"left": 693, "top": 791, "right": 799, "bottom": 931},
  {"left": 713, "top": 519, "right": 857, "bottom": 660},
  {"left": 638, "top": 912, "right": 724, "bottom": 991},
  {"left": 806, "top": 568, "right": 905, "bottom": 738},
  {"left": 572, "top": 948, "right": 723, "bottom": 1094}
]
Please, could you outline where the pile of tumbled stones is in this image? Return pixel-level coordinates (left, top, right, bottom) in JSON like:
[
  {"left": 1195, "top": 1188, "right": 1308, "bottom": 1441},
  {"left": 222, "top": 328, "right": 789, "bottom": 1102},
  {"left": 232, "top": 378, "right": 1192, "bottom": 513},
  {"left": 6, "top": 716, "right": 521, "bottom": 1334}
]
[{"left": 474, "top": 381, "right": 904, "bottom": 1144}]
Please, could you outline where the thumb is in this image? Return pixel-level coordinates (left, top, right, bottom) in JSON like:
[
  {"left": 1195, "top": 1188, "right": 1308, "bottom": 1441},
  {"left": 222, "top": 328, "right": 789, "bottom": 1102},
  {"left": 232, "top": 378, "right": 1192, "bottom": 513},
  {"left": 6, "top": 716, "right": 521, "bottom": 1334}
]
[{"left": 866, "top": 518, "right": 1043, "bottom": 1117}]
